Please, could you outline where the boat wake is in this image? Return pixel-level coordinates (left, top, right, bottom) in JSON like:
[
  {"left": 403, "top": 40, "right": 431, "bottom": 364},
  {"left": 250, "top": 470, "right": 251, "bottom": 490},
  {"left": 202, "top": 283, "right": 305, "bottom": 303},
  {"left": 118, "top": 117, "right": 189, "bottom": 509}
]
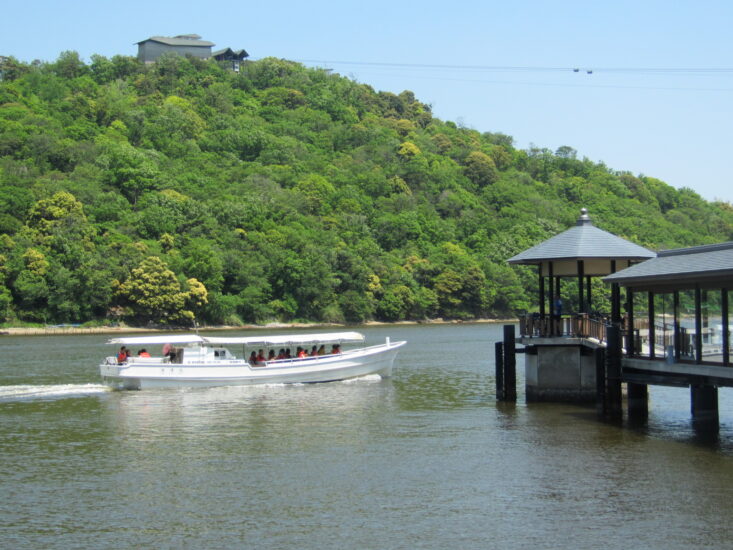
[
  {"left": 342, "top": 374, "right": 383, "bottom": 384},
  {"left": 0, "top": 384, "right": 110, "bottom": 403}
]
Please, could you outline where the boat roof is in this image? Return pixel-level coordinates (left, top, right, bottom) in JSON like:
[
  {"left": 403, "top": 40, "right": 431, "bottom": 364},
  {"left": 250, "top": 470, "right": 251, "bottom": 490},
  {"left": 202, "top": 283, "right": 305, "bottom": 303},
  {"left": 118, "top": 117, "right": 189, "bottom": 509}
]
[
  {"left": 107, "top": 332, "right": 365, "bottom": 346},
  {"left": 107, "top": 334, "right": 205, "bottom": 345}
]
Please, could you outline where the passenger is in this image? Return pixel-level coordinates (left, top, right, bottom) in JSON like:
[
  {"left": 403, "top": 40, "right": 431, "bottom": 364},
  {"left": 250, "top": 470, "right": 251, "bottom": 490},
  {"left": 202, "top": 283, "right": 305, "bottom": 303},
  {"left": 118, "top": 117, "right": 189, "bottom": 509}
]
[
  {"left": 256, "top": 349, "right": 267, "bottom": 363},
  {"left": 309, "top": 345, "right": 318, "bottom": 357},
  {"left": 285, "top": 348, "right": 292, "bottom": 359},
  {"left": 276, "top": 349, "right": 286, "bottom": 360},
  {"left": 138, "top": 349, "right": 151, "bottom": 358},
  {"left": 268, "top": 350, "right": 276, "bottom": 361},
  {"left": 297, "top": 346, "right": 307, "bottom": 358},
  {"left": 317, "top": 345, "right": 326, "bottom": 356},
  {"left": 117, "top": 346, "right": 128, "bottom": 364},
  {"left": 331, "top": 344, "right": 341, "bottom": 354},
  {"left": 249, "top": 351, "right": 257, "bottom": 365}
]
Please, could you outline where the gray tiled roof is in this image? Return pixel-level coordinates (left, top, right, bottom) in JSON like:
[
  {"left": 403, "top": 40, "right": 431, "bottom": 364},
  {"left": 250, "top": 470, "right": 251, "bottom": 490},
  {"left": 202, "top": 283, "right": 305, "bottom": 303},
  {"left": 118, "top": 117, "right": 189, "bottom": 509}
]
[
  {"left": 138, "top": 35, "right": 215, "bottom": 47},
  {"left": 507, "top": 209, "right": 656, "bottom": 265},
  {"left": 604, "top": 241, "right": 733, "bottom": 284},
  {"left": 212, "top": 48, "right": 249, "bottom": 58}
]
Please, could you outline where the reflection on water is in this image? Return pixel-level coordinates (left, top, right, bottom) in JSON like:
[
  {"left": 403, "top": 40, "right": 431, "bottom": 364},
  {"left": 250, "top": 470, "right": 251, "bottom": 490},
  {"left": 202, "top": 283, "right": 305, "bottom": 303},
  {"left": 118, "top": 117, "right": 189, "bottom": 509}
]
[
  {"left": 105, "top": 375, "right": 395, "bottom": 445},
  {"left": 2, "top": 324, "right": 733, "bottom": 549}
]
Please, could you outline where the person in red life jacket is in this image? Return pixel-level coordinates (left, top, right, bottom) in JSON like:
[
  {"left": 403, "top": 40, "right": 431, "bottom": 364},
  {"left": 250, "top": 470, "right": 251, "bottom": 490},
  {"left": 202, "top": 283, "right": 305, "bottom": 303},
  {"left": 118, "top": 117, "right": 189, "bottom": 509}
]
[
  {"left": 137, "top": 349, "right": 151, "bottom": 358},
  {"left": 331, "top": 344, "right": 341, "bottom": 354},
  {"left": 296, "top": 346, "right": 308, "bottom": 358},
  {"left": 256, "top": 349, "right": 267, "bottom": 363},
  {"left": 276, "top": 349, "right": 286, "bottom": 360},
  {"left": 309, "top": 345, "right": 318, "bottom": 357},
  {"left": 117, "top": 346, "right": 128, "bottom": 364}
]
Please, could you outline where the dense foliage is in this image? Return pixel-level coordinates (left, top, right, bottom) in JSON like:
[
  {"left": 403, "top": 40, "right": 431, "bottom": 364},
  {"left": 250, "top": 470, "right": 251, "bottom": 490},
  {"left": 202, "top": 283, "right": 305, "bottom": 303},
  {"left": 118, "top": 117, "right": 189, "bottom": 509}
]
[{"left": 1, "top": 52, "right": 732, "bottom": 326}]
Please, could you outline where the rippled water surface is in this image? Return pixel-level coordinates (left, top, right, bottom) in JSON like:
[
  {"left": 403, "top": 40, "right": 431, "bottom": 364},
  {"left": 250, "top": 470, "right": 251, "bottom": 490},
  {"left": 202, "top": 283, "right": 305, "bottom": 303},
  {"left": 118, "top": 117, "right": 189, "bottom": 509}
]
[{"left": 3, "top": 324, "right": 733, "bottom": 549}]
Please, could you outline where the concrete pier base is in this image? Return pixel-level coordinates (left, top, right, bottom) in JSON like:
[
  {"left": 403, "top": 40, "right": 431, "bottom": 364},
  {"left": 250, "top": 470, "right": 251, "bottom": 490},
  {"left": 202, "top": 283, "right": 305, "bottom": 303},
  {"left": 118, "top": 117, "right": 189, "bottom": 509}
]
[
  {"left": 524, "top": 341, "right": 598, "bottom": 402},
  {"left": 691, "top": 385, "right": 719, "bottom": 425}
]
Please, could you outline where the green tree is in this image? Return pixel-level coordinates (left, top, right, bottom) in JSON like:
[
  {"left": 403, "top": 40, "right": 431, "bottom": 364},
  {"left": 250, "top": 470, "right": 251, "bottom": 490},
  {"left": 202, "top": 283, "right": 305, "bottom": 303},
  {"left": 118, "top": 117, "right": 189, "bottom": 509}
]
[
  {"left": 97, "top": 141, "right": 161, "bottom": 203},
  {"left": 464, "top": 151, "right": 498, "bottom": 187},
  {"left": 115, "top": 256, "right": 208, "bottom": 324}
]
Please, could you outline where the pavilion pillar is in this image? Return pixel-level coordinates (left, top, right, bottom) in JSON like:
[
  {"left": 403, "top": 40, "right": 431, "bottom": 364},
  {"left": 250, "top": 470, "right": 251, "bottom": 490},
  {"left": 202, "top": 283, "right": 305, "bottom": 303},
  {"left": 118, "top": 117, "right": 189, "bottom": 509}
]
[
  {"left": 611, "top": 283, "right": 621, "bottom": 323},
  {"left": 695, "top": 285, "right": 702, "bottom": 364},
  {"left": 673, "top": 291, "right": 681, "bottom": 362},
  {"left": 723, "top": 288, "right": 729, "bottom": 366},
  {"left": 577, "top": 260, "right": 585, "bottom": 313},
  {"left": 627, "top": 287, "right": 635, "bottom": 356},
  {"left": 648, "top": 292, "right": 655, "bottom": 359},
  {"left": 538, "top": 266, "right": 545, "bottom": 317},
  {"left": 610, "top": 260, "right": 621, "bottom": 325},
  {"left": 586, "top": 275, "right": 592, "bottom": 312},
  {"left": 548, "top": 262, "right": 555, "bottom": 336}
]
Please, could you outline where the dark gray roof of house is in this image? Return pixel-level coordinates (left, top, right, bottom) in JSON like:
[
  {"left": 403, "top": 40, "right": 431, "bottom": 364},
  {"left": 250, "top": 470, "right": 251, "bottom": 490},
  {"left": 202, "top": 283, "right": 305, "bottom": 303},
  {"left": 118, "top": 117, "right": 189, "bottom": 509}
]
[
  {"left": 212, "top": 48, "right": 249, "bottom": 58},
  {"left": 604, "top": 241, "right": 733, "bottom": 285},
  {"left": 507, "top": 209, "right": 656, "bottom": 265},
  {"left": 137, "top": 35, "right": 215, "bottom": 47}
]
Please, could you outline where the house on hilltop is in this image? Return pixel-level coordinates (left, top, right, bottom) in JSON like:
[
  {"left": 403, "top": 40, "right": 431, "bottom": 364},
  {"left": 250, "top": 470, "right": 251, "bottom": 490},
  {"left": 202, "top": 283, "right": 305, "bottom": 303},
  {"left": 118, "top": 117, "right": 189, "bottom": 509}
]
[
  {"left": 136, "top": 34, "right": 215, "bottom": 63},
  {"left": 136, "top": 35, "right": 250, "bottom": 69},
  {"left": 212, "top": 47, "right": 249, "bottom": 72}
]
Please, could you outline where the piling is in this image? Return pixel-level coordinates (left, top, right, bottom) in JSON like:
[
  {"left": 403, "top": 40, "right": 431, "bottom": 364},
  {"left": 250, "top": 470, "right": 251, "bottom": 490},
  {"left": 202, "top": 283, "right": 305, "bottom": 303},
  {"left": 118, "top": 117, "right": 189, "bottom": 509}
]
[
  {"left": 595, "top": 347, "right": 606, "bottom": 416},
  {"left": 495, "top": 341, "right": 505, "bottom": 401},
  {"left": 503, "top": 325, "right": 517, "bottom": 402},
  {"left": 605, "top": 324, "right": 623, "bottom": 419},
  {"left": 627, "top": 383, "right": 649, "bottom": 419},
  {"left": 691, "top": 385, "right": 719, "bottom": 426},
  {"left": 495, "top": 325, "right": 517, "bottom": 402}
]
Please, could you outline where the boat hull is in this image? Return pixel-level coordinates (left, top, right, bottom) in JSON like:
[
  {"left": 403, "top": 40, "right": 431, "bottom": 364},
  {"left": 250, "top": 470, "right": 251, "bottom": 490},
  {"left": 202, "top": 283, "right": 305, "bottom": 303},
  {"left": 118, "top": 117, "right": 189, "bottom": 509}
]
[{"left": 100, "top": 341, "right": 405, "bottom": 390}]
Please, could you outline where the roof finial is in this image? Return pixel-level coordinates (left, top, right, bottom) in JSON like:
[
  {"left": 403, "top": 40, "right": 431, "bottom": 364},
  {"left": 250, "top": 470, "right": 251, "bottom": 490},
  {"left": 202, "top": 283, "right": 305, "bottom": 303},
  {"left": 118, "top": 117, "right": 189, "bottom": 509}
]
[{"left": 576, "top": 207, "right": 592, "bottom": 226}]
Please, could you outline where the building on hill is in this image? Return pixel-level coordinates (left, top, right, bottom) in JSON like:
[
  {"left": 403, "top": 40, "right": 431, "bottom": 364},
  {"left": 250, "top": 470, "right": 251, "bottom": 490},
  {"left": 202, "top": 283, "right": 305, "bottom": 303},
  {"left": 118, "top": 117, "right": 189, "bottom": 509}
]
[
  {"left": 136, "top": 34, "right": 215, "bottom": 63},
  {"left": 212, "top": 47, "right": 249, "bottom": 72}
]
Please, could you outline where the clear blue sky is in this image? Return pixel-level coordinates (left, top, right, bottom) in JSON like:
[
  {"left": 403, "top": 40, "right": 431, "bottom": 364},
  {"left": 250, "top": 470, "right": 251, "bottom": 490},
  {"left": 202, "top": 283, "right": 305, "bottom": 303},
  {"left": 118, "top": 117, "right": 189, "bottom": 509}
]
[{"left": 3, "top": 1, "right": 733, "bottom": 202}]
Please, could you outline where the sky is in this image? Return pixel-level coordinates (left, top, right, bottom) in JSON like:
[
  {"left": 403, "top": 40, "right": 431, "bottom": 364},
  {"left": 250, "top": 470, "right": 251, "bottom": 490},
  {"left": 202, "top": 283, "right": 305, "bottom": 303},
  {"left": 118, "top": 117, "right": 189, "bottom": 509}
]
[{"left": 3, "top": 1, "right": 733, "bottom": 203}]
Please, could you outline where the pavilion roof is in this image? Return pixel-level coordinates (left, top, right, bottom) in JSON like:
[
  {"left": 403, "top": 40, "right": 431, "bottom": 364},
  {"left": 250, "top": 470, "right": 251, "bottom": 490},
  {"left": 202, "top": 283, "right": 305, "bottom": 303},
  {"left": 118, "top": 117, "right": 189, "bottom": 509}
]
[
  {"left": 604, "top": 241, "right": 733, "bottom": 288},
  {"left": 507, "top": 209, "right": 655, "bottom": 265}
]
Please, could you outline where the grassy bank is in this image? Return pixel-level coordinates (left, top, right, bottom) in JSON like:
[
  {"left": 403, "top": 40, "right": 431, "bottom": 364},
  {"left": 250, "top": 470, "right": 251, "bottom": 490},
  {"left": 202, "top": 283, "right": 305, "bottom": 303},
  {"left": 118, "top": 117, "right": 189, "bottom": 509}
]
[{"left": 0, "top": 318, "right": 516, "bottom": 336}]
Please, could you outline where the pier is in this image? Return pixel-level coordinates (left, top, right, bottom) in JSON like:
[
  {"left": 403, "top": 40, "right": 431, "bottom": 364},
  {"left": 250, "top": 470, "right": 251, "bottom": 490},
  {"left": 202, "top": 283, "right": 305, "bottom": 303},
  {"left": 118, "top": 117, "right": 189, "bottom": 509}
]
[{"left": 503, "top": 209, "right": 733, "bottom": 429}]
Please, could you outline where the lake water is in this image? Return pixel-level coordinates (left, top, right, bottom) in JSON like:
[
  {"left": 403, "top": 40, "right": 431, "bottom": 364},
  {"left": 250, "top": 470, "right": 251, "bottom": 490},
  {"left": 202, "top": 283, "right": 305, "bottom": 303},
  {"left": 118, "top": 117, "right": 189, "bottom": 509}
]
[{"left": 2, "top": 323, "right": 733, "bottom": 549}]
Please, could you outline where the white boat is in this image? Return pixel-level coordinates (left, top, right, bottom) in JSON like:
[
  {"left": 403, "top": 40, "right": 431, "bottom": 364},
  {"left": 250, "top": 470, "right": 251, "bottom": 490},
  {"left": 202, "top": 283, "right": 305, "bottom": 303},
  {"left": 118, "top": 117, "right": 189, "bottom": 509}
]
[{"left": 99, "top": 331, "right": 406, "bottom": 390}]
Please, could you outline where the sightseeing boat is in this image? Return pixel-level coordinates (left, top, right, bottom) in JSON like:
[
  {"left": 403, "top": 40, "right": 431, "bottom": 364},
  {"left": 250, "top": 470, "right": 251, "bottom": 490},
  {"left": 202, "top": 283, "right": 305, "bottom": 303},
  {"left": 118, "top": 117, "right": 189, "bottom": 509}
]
[{"left": 99, "top": 332, "right": 405, "bottom": 390}]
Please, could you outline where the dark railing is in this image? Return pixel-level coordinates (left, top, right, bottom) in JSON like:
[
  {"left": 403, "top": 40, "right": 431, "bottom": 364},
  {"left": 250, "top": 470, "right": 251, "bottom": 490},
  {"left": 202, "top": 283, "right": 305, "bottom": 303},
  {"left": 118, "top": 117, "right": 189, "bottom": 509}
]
[
  {"left": 519, "top": 313, "right": 609, "bottom": 344},
  {"left": 521, "top": 314, "right": 731, "bottom": 364}
]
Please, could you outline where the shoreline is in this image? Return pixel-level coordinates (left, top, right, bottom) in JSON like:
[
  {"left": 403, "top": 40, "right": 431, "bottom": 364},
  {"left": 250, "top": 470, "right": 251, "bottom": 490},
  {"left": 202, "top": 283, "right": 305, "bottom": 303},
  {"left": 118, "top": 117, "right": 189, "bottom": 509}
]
[{"left": 0, "top": 318, "right": 517, "bottom": 336}]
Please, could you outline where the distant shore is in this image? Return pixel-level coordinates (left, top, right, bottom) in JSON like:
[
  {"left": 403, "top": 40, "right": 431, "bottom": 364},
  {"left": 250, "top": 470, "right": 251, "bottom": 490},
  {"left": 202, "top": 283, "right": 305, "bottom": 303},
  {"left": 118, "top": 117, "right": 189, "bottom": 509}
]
[{"left": 1, "top": 318, "right": 516, "bottom": 336}]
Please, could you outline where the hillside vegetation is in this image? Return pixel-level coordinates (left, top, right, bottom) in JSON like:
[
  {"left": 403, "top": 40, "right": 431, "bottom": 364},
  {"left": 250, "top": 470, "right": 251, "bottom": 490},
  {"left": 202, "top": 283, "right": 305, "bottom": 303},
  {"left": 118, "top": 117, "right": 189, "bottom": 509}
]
[{"left": 0, "top": 52, "right": 732, "bottom": 326}]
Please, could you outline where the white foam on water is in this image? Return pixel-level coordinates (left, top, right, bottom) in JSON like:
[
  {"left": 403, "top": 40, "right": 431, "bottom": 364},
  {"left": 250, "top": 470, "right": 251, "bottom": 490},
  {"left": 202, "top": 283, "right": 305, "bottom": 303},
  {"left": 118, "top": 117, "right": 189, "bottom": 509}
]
[
  {"left": 341, "top": 374, "right": 383, "bottom": 384},
  {"left": 0, "top": 384, "right": 110, "bottom": 403}
]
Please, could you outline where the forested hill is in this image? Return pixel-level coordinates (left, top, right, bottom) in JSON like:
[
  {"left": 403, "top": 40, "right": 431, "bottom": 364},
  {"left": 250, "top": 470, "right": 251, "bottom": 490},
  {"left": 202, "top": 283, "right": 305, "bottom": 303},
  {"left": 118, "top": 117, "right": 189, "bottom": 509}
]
[{"left": 1, "top": 52, "right": 732, "bottom": 326}]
